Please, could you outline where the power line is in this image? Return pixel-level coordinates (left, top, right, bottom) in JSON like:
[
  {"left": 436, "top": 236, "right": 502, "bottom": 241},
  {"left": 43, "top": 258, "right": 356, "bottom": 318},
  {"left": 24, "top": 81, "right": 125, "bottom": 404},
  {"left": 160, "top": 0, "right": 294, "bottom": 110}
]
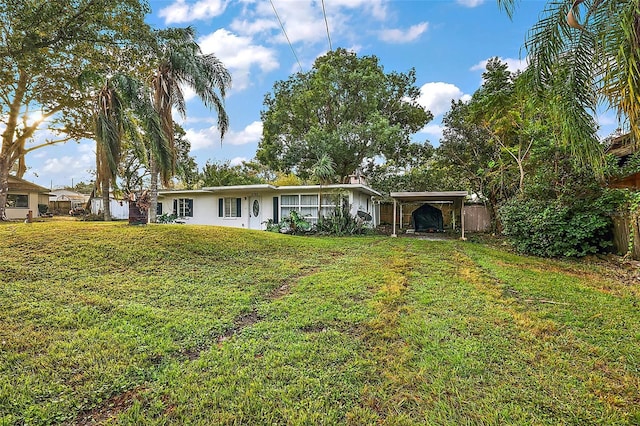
[
  {"left": 321, "top": 0, "right": 332, "bottom": 51},
  {"left": 269, "top": 0, "right": 303, "bottom": 72}
]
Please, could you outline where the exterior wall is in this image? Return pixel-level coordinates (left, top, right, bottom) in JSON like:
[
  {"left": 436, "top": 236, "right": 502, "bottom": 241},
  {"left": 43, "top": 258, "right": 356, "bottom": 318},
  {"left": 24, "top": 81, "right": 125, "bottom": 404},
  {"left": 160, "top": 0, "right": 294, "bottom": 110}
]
[
  {"left": 158, "top": 187, "right": 379, "bottom": 229},
  {"left": 5, "top": 191, "right": 40, "bottom": 220}
]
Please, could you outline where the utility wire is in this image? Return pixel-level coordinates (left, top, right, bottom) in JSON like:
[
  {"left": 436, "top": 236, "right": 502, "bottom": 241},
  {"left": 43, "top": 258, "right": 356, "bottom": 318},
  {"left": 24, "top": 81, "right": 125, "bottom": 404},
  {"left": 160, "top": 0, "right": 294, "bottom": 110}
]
[
  {"left": 269, "top": 0, "right": 303, "bottom": 72},
  {"left": 321, "top": 0, "right": 332, "bottom": 51}
]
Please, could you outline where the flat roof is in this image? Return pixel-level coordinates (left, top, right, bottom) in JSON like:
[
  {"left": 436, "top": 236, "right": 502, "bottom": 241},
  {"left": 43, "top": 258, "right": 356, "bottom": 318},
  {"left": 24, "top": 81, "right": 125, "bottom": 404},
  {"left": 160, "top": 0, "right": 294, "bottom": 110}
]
[{"left": 390, "top": 191, "right": 468, "bottom": 203}]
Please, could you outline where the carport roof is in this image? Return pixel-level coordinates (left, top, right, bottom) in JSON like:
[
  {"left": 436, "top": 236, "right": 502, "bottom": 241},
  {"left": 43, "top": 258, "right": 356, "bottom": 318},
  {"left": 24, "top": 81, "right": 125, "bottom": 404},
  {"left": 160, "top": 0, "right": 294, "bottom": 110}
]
[{"left": 389, "top": 191, "right": 468, "bottom": 203}]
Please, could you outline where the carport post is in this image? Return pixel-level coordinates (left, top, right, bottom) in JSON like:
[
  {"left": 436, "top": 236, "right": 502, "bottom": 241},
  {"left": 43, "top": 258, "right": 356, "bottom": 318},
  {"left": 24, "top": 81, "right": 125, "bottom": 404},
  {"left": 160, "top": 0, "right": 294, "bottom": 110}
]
[
  {"left": 461, "top": 203, "right": 466, "bottom": 240},
  {"left": 399, "top": 203, "right": 403, "bottom": 230},
  {"left": 392, "top": 198, "right": 397, "bottom": 237}
]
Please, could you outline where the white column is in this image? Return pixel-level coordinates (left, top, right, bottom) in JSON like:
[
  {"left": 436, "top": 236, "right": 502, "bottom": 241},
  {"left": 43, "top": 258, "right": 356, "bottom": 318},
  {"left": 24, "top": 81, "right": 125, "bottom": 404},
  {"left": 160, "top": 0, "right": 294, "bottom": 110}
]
[
  {"left": 461, "top": 202, "right": 466, "bottom": 240},
  {"left": 392, "top": 199, "right": 397, "bottom": 237}
]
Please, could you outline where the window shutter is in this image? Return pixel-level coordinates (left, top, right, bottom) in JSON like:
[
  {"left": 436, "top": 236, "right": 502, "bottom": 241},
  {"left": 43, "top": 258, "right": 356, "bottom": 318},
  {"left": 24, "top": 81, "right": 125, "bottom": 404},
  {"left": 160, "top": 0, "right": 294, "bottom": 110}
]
[
  {"left": 187, "top": 199, "right": 194, "bottom": 217},
  {"left": 236, "top": 198, "right": 242, "bottom": 217},
  {"left": 219, "top": 198, "right": 223, "bottom": 217},
  {"left": 173, "top": 199, "right": 177, "bottom": 215},
  {"left": 273, "top": 197, "right": 279, "bottom": 223}
]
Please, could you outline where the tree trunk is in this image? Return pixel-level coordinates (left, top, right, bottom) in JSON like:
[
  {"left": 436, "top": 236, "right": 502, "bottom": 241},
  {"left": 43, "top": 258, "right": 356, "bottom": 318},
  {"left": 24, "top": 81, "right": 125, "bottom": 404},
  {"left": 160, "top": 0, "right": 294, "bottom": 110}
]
[
  {"left": 0, "top": 155, "right": 10, "bottom": 221},
  {"left": 102, "top": 178, "right": 111, "bottom": 221},
  {"left": 149, "top": 156, "right": 158, "bottom": 223}
]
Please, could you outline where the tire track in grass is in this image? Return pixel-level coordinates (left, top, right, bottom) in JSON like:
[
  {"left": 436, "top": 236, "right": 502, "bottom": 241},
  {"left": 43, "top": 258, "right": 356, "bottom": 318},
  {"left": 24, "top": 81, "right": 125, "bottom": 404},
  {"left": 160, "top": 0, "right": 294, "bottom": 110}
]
[
  {"left": 69, "top": 260, "right": 333, "bottom": 424},
  {"left": 451, "top": 243, "right": 640, "bottom": 423}
]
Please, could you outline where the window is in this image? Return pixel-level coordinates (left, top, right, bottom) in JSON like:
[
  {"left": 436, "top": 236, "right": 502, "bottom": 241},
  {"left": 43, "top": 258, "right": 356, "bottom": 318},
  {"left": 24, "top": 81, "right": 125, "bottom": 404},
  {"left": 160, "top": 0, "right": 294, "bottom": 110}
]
[
  {"left": 218, "top": 198, "right": 241, "bottom": 218},
  {"left": 6, "top": 194, "right": 28, "bottom": 208},
  {"left": 156, "top": 202, "right": 163, "bottom": 216},
  {"left": 280, "top": 194, "right": 319, "bottom": 222},
  {"left": 173, "top": 198, "right": 193, "bottom": 217}
]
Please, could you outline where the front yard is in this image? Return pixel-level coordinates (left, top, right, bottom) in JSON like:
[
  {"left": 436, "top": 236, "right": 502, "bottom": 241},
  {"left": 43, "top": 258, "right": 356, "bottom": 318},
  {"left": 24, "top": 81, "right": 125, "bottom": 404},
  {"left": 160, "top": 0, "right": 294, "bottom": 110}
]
[{"left": 1, "top": 221, "right": 638, "bottom": 424}]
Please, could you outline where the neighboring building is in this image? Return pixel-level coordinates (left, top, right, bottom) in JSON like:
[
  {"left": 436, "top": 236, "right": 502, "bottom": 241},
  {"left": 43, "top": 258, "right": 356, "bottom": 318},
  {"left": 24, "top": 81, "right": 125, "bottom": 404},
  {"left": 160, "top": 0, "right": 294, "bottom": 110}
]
[
  {"left": 5, "top": 175, "right": 50, "bottom": 220},
  {"left": 90, "top": 196, "right": 130, "bottom": 220},
  {"left": 606, "top": 132, "right": 639, "bottom": 189},
  {"left": 157, "top": 183, "right": 381, "bottom": 230},
  {"left": 49, "top": 189, "right": 90, "bottom": 215}
]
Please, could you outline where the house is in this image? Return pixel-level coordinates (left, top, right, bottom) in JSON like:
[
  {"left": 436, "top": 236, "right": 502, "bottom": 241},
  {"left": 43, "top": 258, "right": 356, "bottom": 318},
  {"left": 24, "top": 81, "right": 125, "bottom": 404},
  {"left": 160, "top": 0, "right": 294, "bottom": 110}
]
[
  {"left": 606, "top": 132, "right": 639, "bottom": 189},
  {"left": 5, "top": 175, "right": 50, "bottom": 220},
  {"left": 157, "top": 183, "right": 381, "bottom": 230},
  {"left": 48, "top": 189, "right": 90, "bottom": 215}
]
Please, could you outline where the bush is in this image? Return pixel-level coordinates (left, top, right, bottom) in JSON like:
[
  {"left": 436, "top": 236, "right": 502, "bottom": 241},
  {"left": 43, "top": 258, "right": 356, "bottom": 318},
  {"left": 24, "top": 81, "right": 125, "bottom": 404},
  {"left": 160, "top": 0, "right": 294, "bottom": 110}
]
[{"left": 500, "top": 193, "right": 622, "bottom": 257}]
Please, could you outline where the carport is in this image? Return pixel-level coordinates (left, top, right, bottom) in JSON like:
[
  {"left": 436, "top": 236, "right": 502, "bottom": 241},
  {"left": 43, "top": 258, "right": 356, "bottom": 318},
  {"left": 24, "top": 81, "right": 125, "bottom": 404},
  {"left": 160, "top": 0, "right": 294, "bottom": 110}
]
[{"left": 389, "top": 191, "right": 468, "bottom": 239}]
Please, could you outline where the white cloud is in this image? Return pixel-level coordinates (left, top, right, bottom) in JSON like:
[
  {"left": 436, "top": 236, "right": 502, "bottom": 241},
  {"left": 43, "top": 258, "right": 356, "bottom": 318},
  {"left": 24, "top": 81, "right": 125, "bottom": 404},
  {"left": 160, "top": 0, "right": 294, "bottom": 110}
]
[
  {"left": 456, "top": 0, "right": 485, "bottom": 7},
  {"left": 159, "top": 0, "right": 227, "bottom": 24},
  {"left": 470, "top": 57, "right": 529, "bottom": 73},
  {"left": 198, "top": 29, "right": 279, "bottom": 91},
  {"left": 416, "top": 82, "right": 471, "bottom": 117},
  {"left": 187, "top": 120, "right": 262, "bottom": 150},
  {"left": 229, "top": 156, "right": 248, "bottom": 166},
  {"left": 420, "top": 124, "right": 445, "bottom": 144},
  {"left": 379, "top": 22, "right": 428, "bottom": 43}
]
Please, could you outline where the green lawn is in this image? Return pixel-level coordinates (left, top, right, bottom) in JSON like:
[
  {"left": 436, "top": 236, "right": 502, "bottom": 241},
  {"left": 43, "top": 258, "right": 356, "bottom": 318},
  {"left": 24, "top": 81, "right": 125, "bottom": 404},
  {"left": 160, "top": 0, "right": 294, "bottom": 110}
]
[{"left": 1, "top": 221, "right": 638, "bottom": 425}]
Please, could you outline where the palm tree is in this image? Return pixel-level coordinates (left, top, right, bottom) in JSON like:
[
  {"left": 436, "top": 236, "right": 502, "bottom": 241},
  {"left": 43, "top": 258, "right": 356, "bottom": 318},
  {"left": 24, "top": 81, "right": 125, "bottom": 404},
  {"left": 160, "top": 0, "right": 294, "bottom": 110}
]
[
  {"left": 497, "top": 0, "right": 640, "bottom": 165},
  {"left": 311, "top": 153, "right": 336, "bottom": 222},
  {"left": 94, "top": 74, "right": 167, "bottom": 221},
  {"left": 148, "top": 27, "right": 231, "bottom": 222}
]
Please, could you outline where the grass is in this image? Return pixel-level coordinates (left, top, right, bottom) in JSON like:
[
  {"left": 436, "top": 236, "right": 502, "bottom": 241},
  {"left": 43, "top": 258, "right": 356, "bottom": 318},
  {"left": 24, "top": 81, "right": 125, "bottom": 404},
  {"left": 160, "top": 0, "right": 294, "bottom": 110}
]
[{"left": 0, "top": 221, "right": 638, "bottom": 425}]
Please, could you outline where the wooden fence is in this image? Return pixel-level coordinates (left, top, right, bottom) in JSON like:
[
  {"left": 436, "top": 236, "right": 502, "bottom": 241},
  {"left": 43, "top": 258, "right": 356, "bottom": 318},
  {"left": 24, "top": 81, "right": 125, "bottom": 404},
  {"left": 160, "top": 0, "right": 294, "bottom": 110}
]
[
  {"left": 379, "top": 203, "right": 491, "bottom": 233},
  {"left": 612, "top": 213, "right": 640, "bottom": 259}
]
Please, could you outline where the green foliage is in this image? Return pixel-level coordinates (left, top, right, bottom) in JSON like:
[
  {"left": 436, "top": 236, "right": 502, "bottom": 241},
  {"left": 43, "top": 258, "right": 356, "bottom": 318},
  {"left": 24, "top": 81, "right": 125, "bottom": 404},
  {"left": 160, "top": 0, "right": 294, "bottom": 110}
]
[
  {"left": 315, "top": 200, "right": 371, "bottom": 236},
  {"left": 278, "top": 210, "right": 312, "bottom": 235},
  {"left": 157, "top": 213, "right": 178, "bottom": 224},
  {"left": 257, "top": 48, "right": 432, "bottom": 180},
  {"left": 500, "top": 195, "right": 620, "bottom": 257},
  {"left": 200, "top": 160, "right": 267, "bottom": 187}
]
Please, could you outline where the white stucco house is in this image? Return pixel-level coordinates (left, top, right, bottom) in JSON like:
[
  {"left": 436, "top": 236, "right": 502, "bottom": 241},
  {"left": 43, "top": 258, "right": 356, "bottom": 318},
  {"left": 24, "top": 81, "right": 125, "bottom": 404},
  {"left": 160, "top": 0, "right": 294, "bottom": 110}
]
[
  {"left": 157, "top": 183, "right": 381, "bottom": 230},
  {"left": 5, "top": 175, "right": 50, "bottom": 220}
]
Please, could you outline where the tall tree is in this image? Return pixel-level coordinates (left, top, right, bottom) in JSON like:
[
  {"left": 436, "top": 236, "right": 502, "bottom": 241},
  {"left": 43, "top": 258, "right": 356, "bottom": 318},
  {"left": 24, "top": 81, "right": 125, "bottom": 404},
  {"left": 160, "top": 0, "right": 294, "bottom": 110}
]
[
  {"left": 497, "top": 0, "right": 640, "bottom": 164},
  {"left": 0, "top": 0, "right": 153, "bottom": 220},
  {"left": 148, "top": 27, "right": 231, "bottom": 222},
  {"left": 257, "top": 48, "right": 432, "bottom": 181},
  {"left": 92, "top": 74, "right": 166, "bottom": 220}
]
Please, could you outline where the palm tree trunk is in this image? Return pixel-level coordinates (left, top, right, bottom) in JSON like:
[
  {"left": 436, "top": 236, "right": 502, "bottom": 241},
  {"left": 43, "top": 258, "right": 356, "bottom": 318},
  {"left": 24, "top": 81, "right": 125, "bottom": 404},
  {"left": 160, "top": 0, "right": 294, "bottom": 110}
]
[
  {"left": 101, "top": 178, "right": 111, "bottom": 221},
  {"left": 149, "top": 156, "right": 158, "bottom": 223}
]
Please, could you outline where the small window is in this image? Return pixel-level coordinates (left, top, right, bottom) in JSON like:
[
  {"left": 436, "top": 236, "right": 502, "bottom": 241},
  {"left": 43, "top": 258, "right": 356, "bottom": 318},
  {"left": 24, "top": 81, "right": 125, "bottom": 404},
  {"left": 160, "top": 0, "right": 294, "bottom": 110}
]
[
  {"left": 220, "top": 198, "right": 241, "bottom": 218},
  {"left": 252, "top": 199, "right": 260, "bottom": 217},
  {"left": 6, "top": 194, "right": 28, "bottom": 208}
]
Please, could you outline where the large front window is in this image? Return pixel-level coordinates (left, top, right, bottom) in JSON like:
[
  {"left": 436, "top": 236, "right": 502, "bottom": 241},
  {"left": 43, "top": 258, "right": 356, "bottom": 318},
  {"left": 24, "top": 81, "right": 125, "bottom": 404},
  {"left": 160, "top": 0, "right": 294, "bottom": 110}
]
[
  {"left": 173, "top": 198, "right": 193, "bottom": 217},
  {"left": 6, "top": 194, "right": 28, "bottom": 208},
  {"left": 224, "top": 198, "right": 240, "bottom": 218},
  {"left": 280, "top": 194, "right": 344, "bottom": 223}
]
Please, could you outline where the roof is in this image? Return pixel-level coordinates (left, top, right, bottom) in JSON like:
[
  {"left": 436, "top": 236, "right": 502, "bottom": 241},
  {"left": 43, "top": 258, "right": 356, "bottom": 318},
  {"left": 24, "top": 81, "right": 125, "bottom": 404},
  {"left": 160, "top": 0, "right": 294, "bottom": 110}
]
[
  {"left": 389, "top": 191, "right": 469, "bottom": 203},
  {"left": 8, "top": 175, "right": 50, "bottom": 193},
  {"left": 606, "top": 132, "right": 636, "bottom": 157},
  {"left": 160, "top": 183, "right": 381, "bottom": 197},
  {"left": 48, "top": 189, "right": 89, "bottom": 202}
]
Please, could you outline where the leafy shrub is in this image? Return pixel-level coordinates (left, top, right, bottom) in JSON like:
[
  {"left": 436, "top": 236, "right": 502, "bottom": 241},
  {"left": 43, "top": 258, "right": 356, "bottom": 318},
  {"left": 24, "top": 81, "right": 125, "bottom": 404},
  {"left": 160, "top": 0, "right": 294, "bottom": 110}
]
[
  {"left": 315, "top": 199, "right": 371, "bottom": 236},
  {"left": 500, "top": 192, "right": 623, "bottom": 257},
  {"left": 278, "top": 210, "right": 312, "bottom": 235},
  {"left": 157, "top": 213, "right": 177, "bottom": 224}
]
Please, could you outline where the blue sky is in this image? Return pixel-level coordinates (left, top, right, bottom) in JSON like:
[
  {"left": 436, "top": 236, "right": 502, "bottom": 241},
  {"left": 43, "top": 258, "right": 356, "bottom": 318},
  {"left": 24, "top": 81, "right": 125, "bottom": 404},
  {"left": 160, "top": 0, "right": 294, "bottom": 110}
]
[{"left": 23, "top": 0, "right": 619, "bottom": 189}]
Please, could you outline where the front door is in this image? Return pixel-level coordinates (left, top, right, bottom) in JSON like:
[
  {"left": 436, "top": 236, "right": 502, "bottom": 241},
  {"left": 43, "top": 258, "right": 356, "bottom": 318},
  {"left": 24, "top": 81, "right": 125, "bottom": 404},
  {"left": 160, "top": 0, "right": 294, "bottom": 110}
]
[{"left": 249, "top": 197, "right": 262, "bottom": 230}]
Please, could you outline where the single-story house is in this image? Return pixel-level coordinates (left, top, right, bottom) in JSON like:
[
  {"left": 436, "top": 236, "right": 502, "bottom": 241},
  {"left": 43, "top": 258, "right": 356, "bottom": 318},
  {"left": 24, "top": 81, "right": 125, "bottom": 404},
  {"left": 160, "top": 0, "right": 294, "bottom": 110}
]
[
  {"left": 157, "top": 183, "right": 381, "bottom": 230},
  {"left": 5, "top": 175, "right": 50, "bottom": 220},
  {"left": 49, "top": 189, "right": 90, "bottom": 214}
]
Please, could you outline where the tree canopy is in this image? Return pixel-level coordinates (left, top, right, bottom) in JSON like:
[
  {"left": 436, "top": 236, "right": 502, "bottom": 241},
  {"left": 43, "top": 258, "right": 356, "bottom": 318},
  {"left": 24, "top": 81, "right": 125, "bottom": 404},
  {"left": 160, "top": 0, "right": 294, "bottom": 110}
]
[
  {"left": 0, "top": 0, "right": 154, "bottom": 219},
  {"left": 257, "top": 48, "right": 432, "bottom": 182}
]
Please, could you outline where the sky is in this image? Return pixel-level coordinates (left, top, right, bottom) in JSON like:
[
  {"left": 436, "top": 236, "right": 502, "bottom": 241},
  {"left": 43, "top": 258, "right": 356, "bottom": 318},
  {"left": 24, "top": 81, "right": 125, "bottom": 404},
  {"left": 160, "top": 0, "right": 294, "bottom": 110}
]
[{"left": 22, "top": 0, "right": 620, "bottom": 189}]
